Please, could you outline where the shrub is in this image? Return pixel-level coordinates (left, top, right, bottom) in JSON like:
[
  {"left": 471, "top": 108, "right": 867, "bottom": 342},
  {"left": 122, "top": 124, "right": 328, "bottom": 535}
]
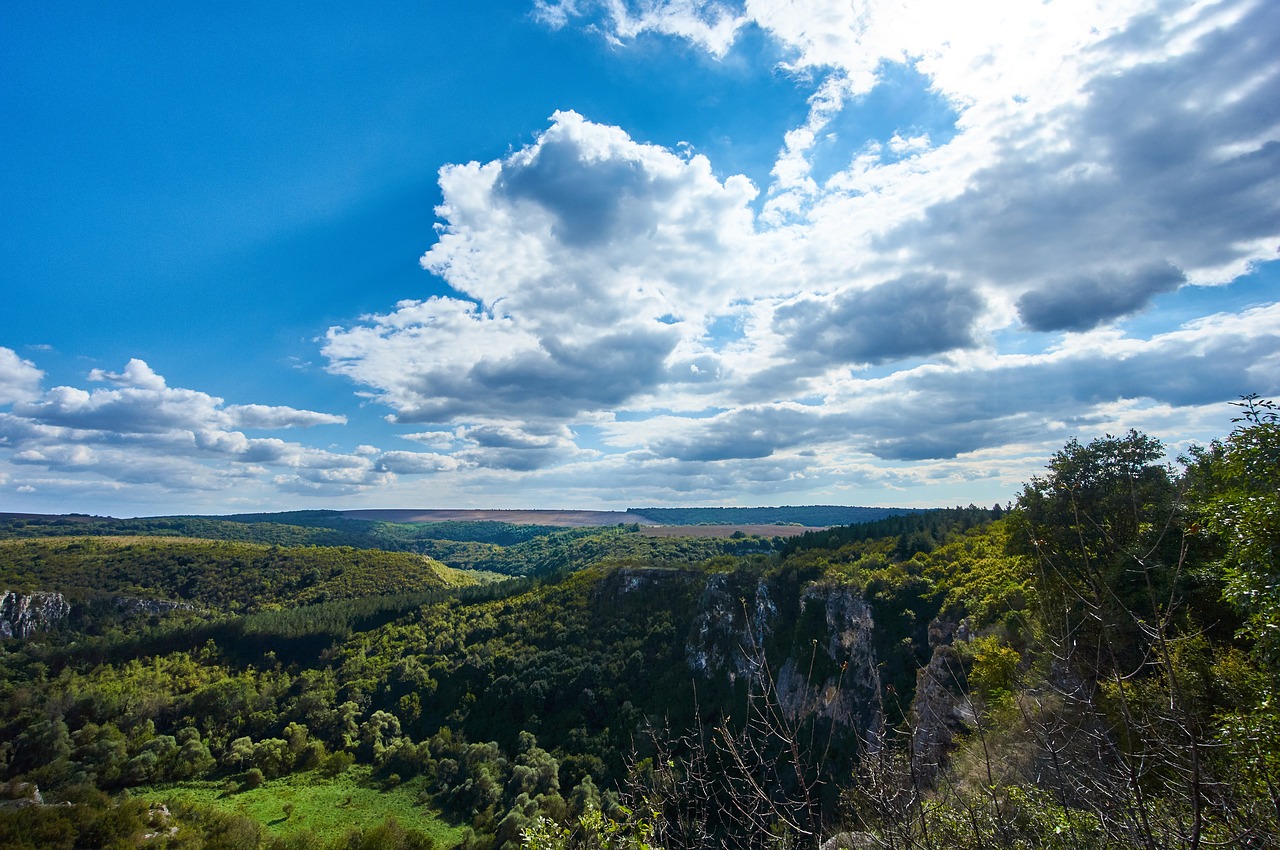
[{"left": 318, "top": 750, "right": 354, "bottom": 778}]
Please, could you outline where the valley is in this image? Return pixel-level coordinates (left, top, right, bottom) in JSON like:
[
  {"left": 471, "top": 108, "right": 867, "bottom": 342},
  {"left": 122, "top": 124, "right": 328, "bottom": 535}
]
[{"left": 0, "top": 409, "right": 1277, "bottom": 849}]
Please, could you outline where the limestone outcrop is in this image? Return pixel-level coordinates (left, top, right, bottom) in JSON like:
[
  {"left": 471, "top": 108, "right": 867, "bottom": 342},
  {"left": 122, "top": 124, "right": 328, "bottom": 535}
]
[
  {"left": 0, "top": 590, "right": 71, "bottom": 639},
  {"left": 909, "top": 619, "right": 977, "bottom": 780},
  {"left": 685, "top": 572, "right": 776, "bottom": 683},
  {"left": 775, "top": 585, "right": 883, "bottom": 749},
  {"left": 685, "top": 574, "right": 884, "bottom": 746}
]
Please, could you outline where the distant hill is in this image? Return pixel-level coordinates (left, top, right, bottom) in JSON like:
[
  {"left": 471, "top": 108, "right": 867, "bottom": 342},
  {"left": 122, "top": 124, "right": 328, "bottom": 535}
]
[
  {"left": 337, "top": 505, "right": 920, "bottom": 528},
  {"left": 338, "top": 508, "right": 657, "bottom": 526},
  {"left": 0, "top": 507, "right": 922, "bottom": 544},
  {"left": 0, "top": 535, "right": 464, "bottom": 612},
  {"left": 628, "top": 505, "right": 919, "bottom": 527},
  {"left": 0, "top": 512, "right": 367, "bottom": 547}
]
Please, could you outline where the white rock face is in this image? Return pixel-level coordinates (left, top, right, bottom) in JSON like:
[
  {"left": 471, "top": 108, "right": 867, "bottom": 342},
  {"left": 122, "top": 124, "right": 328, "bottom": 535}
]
[
  {"left": 775, "top": 585, "right": 884, "bottom": 750},
  {"left": 0, "top": 590, "right": 71, "bottom": 638},
  {"left": 686, "top": 574, "right": 884, "bottom": 747},
  {"left": 686, "top": 572, "right": 778, "bottom": 682}
]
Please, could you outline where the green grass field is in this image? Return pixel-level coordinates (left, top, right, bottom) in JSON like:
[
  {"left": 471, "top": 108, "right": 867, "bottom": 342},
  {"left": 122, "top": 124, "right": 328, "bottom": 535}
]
[{"left": 139, "top": 766, "right": 465, "bottom": 847}]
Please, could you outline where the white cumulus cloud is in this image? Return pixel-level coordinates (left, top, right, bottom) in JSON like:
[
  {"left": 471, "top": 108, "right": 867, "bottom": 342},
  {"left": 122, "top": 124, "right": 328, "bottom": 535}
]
[
  {"left": 0, "top": 348, "right": 43, "bottom": 405},
  {"left": 324, "top": 110, "right": 765, "bottom": 425},
  {"left": 315, "top": 0, "right": 1280, "bottom": 504},
  {"left": 0, "top": 357, "right": 378, "bottom": 503}
]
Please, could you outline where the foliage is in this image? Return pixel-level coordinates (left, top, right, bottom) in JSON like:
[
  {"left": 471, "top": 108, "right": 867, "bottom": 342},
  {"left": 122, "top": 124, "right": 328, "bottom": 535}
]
[
  {"left": 2, "top": 406, "right": 1278, "bottom": 847},
  {"left": 465, "top": 527, "right": 775, "bottom": 577},
  {"left": 522, "top": 805, "right": 657, "bottom": 850},
  {"left": 0, "top": 513, "right": 365, "bottom": 547},
  {"left": 628, "top": 505, "right": 917, "bottom": 527},
  {"left": 1187, "top": 395, "right": 1280, "bottom": 665},
  {"left": 0, "top": 536, "right": 462, "bottom": 613},
  {"left": 0, "top": 512, "right": 590, "bottom": 570},
  {"left": 923, "top": 520, "right": 1034, "bottom": 634},
  {"left": 785, "top": 505, "right": 999, "bottom": 558}
]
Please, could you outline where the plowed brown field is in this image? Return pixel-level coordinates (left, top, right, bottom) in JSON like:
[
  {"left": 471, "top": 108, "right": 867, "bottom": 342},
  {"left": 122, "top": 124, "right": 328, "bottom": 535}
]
[{"left": 339, "top": 509, "right": 658, "bottom": 527}]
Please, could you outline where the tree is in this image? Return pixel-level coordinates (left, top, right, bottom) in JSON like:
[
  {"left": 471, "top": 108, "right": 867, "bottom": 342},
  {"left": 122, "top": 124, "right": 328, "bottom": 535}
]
[
  {"left": 1012, "top": 429, "right": 1184, "bottom": 679},
  {"left": 1011, "top": 428, "right": 1249, "bottom": 848},
  {"left": 1185, "top": 395, "right": 1280, "bottom": 839},
  {"left": 224, "top": 736, "right": 255, "bottom": 771},
  {"left": 1188, "top": 396, "right": 1280, "bottom": 666}
]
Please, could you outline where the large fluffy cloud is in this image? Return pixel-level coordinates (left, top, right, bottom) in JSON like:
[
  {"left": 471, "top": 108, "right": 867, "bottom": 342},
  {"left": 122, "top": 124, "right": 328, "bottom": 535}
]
[
  {"left": 887, "top": 0, "right": 1280, "bottom": 310},
  {"left": 312, "top": 0, "right": 1280, "bottom": 501},
  {"left": 0, "top": 348, "right": 43, "bottom": 405},
  {"left": 542, "top": 0, "right": 1279, "bottom": 304},
  {"left": 10, "top": 0, "right": 1277, "bottom": 511},
  {"left": 323, "top": 110, "right": 764, "bottom": 425},
  {"left": 316, "top": 0, "right": 1280, "bottom": 503}
]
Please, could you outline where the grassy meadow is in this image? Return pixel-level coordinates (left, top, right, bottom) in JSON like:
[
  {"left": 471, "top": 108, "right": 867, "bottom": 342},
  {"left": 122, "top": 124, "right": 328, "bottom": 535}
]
[{"left": 139, "top": 765, "right": 464, "bottom": 846}]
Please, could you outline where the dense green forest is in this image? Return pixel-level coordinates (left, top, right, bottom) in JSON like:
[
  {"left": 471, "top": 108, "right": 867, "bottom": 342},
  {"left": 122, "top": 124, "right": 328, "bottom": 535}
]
[
  {"left": 0, "top": 537, "right": 469, "bottom": 612},
  {"left": 0, "top": 515, "right": 782, "bottom": 576},
  {"left": 1, "top": 398, "right": 1276, "bottom": 849},
  {"left": 0, "top": 514, "right": 571, "bottom": 558},
  {"left": 626, "top": 506, "right": 918, "bottom": 527}
]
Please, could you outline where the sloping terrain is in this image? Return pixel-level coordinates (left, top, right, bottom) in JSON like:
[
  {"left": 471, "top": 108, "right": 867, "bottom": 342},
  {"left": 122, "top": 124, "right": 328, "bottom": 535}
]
[
  {"left": 339, "top": 508, "right": 657, "bottom": 526},
  {"left": 0, "top": 536, "right": 463, "bottom": 612},
  {"left": 637, "top": 523, "right": 817, "bottom": 538}
]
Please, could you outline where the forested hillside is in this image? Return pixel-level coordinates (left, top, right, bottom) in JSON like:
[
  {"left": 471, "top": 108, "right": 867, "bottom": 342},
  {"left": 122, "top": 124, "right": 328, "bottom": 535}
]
[
  {"left": 628, "top": 506, "right": 918, "bottom": 527},
  {"left": 0, "top": 513, "right": 787, "bottom": 574},
  {"left": 0, "top": 537, "right": 467, "bottom": 612},
  {"left": 0, "top": 399, "right": 1276, "bottom": 849},
  {"left": 0, "top": 513, "right": 571, "bottom": 554}
]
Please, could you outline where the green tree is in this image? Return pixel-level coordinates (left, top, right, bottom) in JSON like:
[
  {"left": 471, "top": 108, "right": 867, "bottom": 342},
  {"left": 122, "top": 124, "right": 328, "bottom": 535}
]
[
  {"left": 1010, "top": 427, "right": 1273, "bottom": 848},
  {"left": 1186, "top": 395, "right": 1280, "bottom": 837},
  {"left": 1012, "top": 429, "right": 1183, "bottom": 679},
  {"left": 1189, "top": 396, "right": 1280, "bottom": 665}
]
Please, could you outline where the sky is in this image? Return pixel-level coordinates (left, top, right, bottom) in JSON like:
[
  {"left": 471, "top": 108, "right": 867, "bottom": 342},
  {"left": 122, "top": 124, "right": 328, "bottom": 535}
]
[{"left": 2, "top": 0, "right": 1278, "bottom": 517}]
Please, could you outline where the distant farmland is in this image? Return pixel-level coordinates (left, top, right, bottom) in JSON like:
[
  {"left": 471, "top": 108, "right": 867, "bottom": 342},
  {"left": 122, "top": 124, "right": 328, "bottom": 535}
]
[
  {"left": 339, "top": 508, "right": 657, "bottom": 526},
  {"left": 636, "top": 523, "right": 819, "bottom": 538}
]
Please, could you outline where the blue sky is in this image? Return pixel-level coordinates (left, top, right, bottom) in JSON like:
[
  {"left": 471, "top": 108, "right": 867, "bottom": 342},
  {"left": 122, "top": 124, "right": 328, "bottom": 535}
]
[{"left": 2, "top": 0, "right": 1278, "bottom": 516}]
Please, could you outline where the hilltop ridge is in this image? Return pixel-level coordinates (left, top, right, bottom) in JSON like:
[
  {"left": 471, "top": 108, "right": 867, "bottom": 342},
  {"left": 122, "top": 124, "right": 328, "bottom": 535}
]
[{"left": 2, "top": 504, "right": 919, "bottom": 529}]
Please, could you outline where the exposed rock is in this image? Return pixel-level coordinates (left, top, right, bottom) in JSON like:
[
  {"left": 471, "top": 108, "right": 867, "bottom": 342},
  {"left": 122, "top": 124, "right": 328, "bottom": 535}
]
[
  {"left": 686, "top": 576, "right": 884, "bottom": 746},
  {"left": 685, "top": 572, "right": 776, "bottom": 683},
  {"left": 0, "top": 591, "right": 71, "bottom": 639},
  {"left": 115, "top": 596, "right": 196, "bottom": 617},
  {"left": 775, "top": 585, "right": 883, "bottom": 749},
  {"left": 0, "top": 781, "right": 44, "bottom": 808},
  {"left": 909, "top": 620, "right": 975, "bottom": 781}
]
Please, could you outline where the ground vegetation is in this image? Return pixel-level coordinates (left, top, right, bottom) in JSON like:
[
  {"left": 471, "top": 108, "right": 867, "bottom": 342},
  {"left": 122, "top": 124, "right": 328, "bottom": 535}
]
[{"left": 0, "top": 400, "right": 1274, "bottom": 848}]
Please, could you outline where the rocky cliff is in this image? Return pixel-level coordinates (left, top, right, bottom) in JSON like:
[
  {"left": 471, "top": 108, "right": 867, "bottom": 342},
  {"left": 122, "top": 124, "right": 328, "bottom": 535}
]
[
  {"left": 775, "top": 585, "right": 883, "bottom": 750},
  {"left": 909, "top": 619, "right": 976, "bottom": 780},
  {"left": 685, "top": 573, "right": 884, "bottom": 747},
  {"left": 0, "top": 590, "right": 71, "bottom": 639},
  {"left": 685, "top": 571, "right": 777, "bottom": 683}
]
